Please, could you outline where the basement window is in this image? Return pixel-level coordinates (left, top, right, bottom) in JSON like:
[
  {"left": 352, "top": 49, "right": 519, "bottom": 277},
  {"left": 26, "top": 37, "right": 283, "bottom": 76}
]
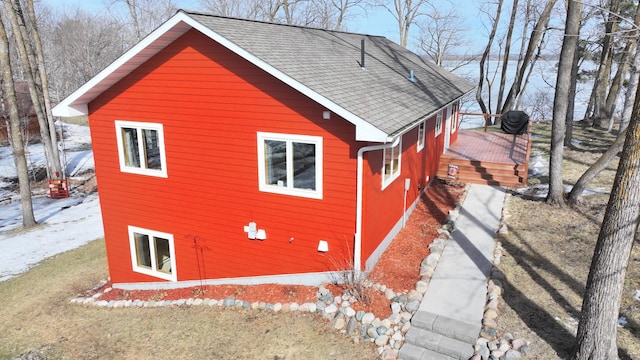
[
  {"left": 257, "top": 132, "right": 323, "bottom": 199},
  {"left": 115, "top": 121, "right": 167, "bottom": 178},
  {"left": 128, "top": 226, "right": 176, "bottom": 281},
  {"left": 382, "top": 138, "right": 401, "bottom": 189}
]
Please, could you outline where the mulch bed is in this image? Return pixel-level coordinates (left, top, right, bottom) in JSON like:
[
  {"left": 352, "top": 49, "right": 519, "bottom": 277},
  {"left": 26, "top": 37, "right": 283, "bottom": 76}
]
[{"left": 97, "top": 180, "right": 464, "bottom": 319}]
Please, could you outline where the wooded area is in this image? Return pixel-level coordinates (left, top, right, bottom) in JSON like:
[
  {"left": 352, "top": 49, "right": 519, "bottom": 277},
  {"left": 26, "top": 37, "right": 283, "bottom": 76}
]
[{"left": 1, "top": 0, "right": 640, "bottom": 358}]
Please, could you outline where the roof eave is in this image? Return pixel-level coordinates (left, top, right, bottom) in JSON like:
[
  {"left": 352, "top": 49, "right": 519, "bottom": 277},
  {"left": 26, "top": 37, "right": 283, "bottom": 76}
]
[
  {"left": 52, "top": 11, "right": 195, "bottom": 117},
  {"left": 51, "top": 11, "right": 392, "bottom": 142}
]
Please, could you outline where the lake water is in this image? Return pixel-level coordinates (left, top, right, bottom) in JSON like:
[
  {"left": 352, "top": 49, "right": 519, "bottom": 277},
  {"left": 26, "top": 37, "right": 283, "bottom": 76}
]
[{"left": 446, "top": 59, "right": 596, "bottom": 129}]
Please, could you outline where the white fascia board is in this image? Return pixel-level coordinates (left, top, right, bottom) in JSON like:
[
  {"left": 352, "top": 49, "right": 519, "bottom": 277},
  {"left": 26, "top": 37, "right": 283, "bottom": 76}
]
[{"left": 52, "top": 12, "right": 195, "bottom": 117}]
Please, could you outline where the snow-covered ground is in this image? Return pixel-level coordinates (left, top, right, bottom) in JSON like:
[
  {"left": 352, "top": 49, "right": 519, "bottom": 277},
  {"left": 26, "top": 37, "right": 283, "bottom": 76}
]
[{"left": 0, "top": 122, "right": 103, "bottom": 282}]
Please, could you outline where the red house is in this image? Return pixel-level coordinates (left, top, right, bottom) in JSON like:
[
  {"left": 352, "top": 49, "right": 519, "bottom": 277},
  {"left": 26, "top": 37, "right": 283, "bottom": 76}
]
[{"left": 53, "top": 11, "right": 474, "bottom": 290}]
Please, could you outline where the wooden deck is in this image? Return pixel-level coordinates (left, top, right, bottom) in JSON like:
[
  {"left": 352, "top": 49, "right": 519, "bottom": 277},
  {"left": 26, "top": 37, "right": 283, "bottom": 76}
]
[{"left": 437, "top": 129, "right": 531, "bottom": 187}]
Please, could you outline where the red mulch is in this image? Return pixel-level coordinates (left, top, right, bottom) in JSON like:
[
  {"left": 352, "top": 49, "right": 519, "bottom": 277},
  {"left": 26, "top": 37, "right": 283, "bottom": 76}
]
[{"left": 95, "top": 180, "right": 464, "bottom": 319}]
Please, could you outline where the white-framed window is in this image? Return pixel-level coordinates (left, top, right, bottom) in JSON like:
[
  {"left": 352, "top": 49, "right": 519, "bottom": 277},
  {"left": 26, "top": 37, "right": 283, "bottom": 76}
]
[
  {"left": 382, "top": 138, "right": 401, "bottom": 189},
  {"left": 115, "top": 121, "right": 167, "bottom": 178},
  {"left": 257, "top": 132, "right": 323, "bottom": 199},
  {"left": 435, "top": 112, "right": 443, "bottom": 137},
  {"left": 417, "top": 120, "right": 425, "bottom": 152},
  {"left": 451, "top": 104, "right": 458, "bottom": 133},
  {"left": 128, "top": 226, "right": 176, "bottom": 281}
]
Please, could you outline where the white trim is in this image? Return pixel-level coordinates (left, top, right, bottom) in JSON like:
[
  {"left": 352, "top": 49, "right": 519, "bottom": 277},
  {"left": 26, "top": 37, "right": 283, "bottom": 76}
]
[
  {"left": 354, "top": 138, "right": 400, "bottom": 274},
  {"left": 451, "top": 103, "right": 458, "bottom": 134},
  {"left": 115, "top": 121, "right": 168, "bottom": 178},
  {"left": 381, "top": 137, "right": 402, "bottom": 190},
  {"left": 435, "top": 112, "right": 443, "bottom": 137},
  {"left": 112, "top": 271, "right": 346, "bottom": 290},
  {"left": 416, "top": 120, "right": 425, "bottom": 152},
  {"left": 128, "top": 226, "right": 177, "bottom": 282},
  {"left": 257, "top": 132, "right": 323, "bottom": 199},
  {"left": 52, "top": 11, "right": 389, "bottom": 142}
]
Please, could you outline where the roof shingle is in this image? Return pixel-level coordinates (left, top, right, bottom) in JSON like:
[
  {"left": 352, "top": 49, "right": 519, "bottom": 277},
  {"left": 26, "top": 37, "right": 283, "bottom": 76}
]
[{"left": 187, "top": 12, "right": 474, "bottom": 137}]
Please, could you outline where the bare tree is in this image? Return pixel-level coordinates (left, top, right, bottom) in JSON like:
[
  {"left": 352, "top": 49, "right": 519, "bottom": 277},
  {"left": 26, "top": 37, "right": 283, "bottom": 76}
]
[
  {"left": 24, "top": 0, "right": 59, "bottom": 173},
  {"left": 417, "top": 2, "right": 474, "bottom": 70},
  {"left": 108, "top": 0, "right": 177, "bottom": 41},
  {"left": 500, "top": 0, "right": 557, "bottom": 114},
  {"left": 567, "top": 2, "right": 640, "bottom": 205},
  {"left": 586, "top": 0, "right": 620, "bottom": 128},
  {"left": 476, "top": 0, "right": 505, "bottom": 128},
  {"left": 547, "top": 0, "right": 580, "bottom": 206},
  {"left": 3, "top": 0, "right": 61, "bottom": 178},
  {"left": 199, "top": 0, "right": 363, "bottom": 29},
  {"left": 0, "top": 14, "right": 36, "bottom": 227},
  {"left": 494, "top": 0, "right": 519, "bottom": 119},
  {"left": 372, "top": 0, "right": 431, "bottom": 48},
  {"left": 570, "top": 46, "right": 640, "bottom": 357},
  {"left": 44, "top": 9, "right": 130, "bottom": 102}
]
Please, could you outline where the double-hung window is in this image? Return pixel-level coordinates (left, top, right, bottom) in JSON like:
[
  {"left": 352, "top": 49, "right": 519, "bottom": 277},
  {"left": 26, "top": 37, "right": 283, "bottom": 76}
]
[
  {"left": 115, "top": 121, "right": 167, "bottom": 177},
  {"left": 128, "top": 226, "right": 176, "bottom": 281},
  {"left": 417, "top": 120, "right": 425, "bottom": 152},
  {"left": 382, "top": 138, "right": 401, "bottom": 189},
  {"left": 451, "top": 104, "right": 458, "bottom": 133},
  {"left": 435, "top": 112, "right": 443, "bottom": 137},
  {"left": 257, "top": 132, "right": 323, "bottom": 199}
]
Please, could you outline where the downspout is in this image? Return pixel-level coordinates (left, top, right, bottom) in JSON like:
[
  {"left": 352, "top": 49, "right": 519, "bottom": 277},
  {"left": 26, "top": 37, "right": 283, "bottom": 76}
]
[{"left": 354, "top": 137, "right": 400, "bottom": 276}]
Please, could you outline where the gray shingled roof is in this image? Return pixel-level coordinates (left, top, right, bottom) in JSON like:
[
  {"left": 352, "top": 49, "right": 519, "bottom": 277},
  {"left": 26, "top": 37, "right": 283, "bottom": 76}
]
[{"left": 187, "top": 11, "right": 474, "bottom": 137}]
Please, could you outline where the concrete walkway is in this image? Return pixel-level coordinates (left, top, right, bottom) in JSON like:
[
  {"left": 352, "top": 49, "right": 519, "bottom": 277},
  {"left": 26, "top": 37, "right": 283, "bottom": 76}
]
[{"left": 400, "top": 184, "right": 506, "bottom": 360}]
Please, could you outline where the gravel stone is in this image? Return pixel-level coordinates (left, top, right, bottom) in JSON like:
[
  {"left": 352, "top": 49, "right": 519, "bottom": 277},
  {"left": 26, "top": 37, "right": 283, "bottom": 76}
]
[
  {"left": 367, "top": 326, "right": 378, "bottom": 339},
  {"left": 324, "top": 303, "right": 338, "bottom": 315},
  {"left": 415, "top": 280, "right": 428, "bottom": 294},
  {"left": 361, "top": 312, "right": 375, "bottom": 325},
  {"left": 346, "top": 317, "right": 357, "bottom": 335},
  {"left": 405, "top": 300, "right": 420, "bottom": 313},
  {"left": 504, "top": 350, "right": 521, "bottom": 360},
  {"left": 374, "top": 334, "right": 389, "bottom": 346},
  {"left": 391, "top": 302, "right": 401, "bottom": 314}
]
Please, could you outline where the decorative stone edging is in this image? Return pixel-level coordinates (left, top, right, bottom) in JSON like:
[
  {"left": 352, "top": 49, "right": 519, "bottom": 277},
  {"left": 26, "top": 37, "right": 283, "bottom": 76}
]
[
  {"left": 470, "top": 191, "right": 532, "bottom": 360},
  {"left": 70, "top": 183, "right": 469, "bottom": 360}
]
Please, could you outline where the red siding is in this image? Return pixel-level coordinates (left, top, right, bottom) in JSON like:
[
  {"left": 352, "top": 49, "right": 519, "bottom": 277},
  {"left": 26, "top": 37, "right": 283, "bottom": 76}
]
[
  {"left": 359, "top": 115, "right": 443, "bottom": 270},
  {"left": 89, "top": 30, "right": 359, "bottom": 283}
]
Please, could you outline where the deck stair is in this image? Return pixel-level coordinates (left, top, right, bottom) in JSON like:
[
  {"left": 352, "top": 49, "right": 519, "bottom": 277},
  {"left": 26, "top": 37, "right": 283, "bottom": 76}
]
[{"left": 436, "top": 130, "right": 531, "bottom": 187}]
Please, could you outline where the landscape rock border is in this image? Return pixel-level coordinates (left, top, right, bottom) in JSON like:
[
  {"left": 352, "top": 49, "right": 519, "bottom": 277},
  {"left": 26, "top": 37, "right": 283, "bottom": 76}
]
[
  {"left": 69, "top": 183, "right": 469, "bottom": 360},
  {"left": 470, "top": 190, "right": 532, "bottom": 360}
]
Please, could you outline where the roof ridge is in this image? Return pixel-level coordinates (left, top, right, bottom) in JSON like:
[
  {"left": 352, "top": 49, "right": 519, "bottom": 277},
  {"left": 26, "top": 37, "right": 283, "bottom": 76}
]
[{"left": 179, "top": 9, "right": 385, "bottom": 39}]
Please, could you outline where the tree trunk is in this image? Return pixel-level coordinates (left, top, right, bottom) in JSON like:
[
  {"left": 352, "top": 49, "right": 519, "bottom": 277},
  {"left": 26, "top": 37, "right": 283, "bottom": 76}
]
[
  {"left": 605, "top": 39, "right": 634, "bottom": 132},
  {"left": 4, "top": 0, "right": 62, "bottom": 178},
  {"left": 25, "top": 0, "right": 62, "bottom": 177},
  {"left": 590, "top": 0, "right": 620, "bottom": 128},
  {"left": 476, "top": 0, "right": 504, "bottom": 127},
  {"left": 495, "top": 0, "right": 519, "bottom": 121},
  {"left": 565, "top": 43, "right": 580, "bottom": 146},
  {"left": 571, "top": 50, "right": 640, "bottom": 358},
  {"left": 619, "top": 46, "right": 640, "bottom": 132},
  {"left": 547, "top": 0, "right": 580, "bottom": 206},
  {"left": 500, "top": 0, "right": 557, "bottom": 114},
  {"left": 567, "top": 128, "right": 626, "bottom": 206},
  {"left": 0, "top": 15, "right": 36, "bottom": 228}
]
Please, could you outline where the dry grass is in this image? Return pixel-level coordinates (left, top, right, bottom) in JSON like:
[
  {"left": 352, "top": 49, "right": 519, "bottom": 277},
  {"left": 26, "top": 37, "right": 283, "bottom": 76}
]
[
  {"left": 0, "top": 240, "right": 377, "bottom": 360},
  {"left": 497, "top": 123, "right": 640, "bottom": 359}
]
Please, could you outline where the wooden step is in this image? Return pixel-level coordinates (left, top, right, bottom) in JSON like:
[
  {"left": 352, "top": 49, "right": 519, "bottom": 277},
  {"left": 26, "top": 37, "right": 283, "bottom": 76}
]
[{"left": 437, "top": 160, "right": 525, "bottom": 187}]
